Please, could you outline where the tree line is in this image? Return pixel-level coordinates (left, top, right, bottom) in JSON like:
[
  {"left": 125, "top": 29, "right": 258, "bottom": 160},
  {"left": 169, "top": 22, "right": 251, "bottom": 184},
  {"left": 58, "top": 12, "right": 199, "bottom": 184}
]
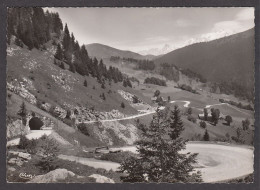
[
  {"left": 7, "top": 7, "right": 124, "bottom": 84},
  {"left": 7, "top": 7, "right": 63, "bottom": 49},
  {"left": 110, "top": 56, "right": 155, "bottom": 70},
  {"left": 144, "top": 77, "right": 166, "bottom": 86}
]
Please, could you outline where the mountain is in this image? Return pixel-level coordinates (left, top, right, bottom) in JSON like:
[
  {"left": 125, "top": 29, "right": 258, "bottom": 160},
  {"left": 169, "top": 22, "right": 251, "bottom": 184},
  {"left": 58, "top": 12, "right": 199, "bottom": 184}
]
[
  {"left": 85, "top": 43, "right": 156, "bottom": 60},
  {"left": 155, "top": 28, "right": 254, "bottom": 92},
  {"left": 138, "top": 44, "right": 175, "bottom": 56}
]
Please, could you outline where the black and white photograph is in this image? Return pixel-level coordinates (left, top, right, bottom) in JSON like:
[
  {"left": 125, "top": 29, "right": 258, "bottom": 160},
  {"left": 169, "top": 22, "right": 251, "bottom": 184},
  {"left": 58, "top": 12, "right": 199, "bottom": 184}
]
[{"left": 6, "top": 7, "right": 255, "bottom": 183}]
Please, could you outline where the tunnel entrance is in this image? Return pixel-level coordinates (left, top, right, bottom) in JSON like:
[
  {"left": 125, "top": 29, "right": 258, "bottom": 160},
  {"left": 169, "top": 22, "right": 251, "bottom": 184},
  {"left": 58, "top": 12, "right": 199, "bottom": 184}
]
[{"left": 29, "top": 117, "right": 44, "bottom": 130}]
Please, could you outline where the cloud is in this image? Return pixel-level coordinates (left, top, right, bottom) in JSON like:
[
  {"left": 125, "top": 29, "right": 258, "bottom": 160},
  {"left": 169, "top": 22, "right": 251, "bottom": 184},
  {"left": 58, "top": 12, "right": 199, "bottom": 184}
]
[
  {"left": 212, "top": 21, "right": 243, "bottom": 33},
  {"left": 175, "top": 19, "right": 196, "bottom": 27},
  {"left": 236, "top": 8, "right": 254, "bottom": 21}
]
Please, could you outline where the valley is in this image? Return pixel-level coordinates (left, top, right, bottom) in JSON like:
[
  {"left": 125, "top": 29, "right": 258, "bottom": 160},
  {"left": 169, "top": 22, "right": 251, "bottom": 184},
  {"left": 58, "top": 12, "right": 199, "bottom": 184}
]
[{"left": 6, "top": 7, "right": 254, "bottom": 184}]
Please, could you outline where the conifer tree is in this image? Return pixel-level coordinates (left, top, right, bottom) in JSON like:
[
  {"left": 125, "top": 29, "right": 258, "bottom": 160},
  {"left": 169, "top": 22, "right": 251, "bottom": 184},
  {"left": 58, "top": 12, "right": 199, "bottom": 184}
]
[
  {"left": 119, "top": 106, "right": 201, "bottom": 183},
  {"left": 18, "top": 102, "right": 27, "bottom": 125},
  {"left": 54, "top": 44, "right": 63, "bottom": 60},
  {"left": 84, "top": 79, "right": 88, "bottom": 87},
  {"left": 203, "top": 129, "right": 209, "bottom": 141},
  {"left": 62, "top": 23, "right": 70, "bottom": 51},
  {"left": 203, "top": 108, "right": 208, "bottom": 121}
]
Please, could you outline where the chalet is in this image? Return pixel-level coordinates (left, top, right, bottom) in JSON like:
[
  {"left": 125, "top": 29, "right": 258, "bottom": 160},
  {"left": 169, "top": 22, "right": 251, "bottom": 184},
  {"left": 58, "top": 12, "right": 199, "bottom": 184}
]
[
  {"left": 198, "top": 113, "right": 212, "bottom": 120},
  {"left": 198, "top": 111, "right": 225, "bottom": 120}
]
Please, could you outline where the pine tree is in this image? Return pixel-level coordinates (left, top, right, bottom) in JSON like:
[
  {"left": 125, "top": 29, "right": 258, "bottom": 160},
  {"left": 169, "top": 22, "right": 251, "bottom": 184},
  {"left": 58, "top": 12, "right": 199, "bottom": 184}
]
[
  {"left": 84, "top": 79, "right": 88, "bottom": 87},
  {"left": 119, "top": 106, "right": 201, "bottom": 183},
  {"left": 54, "top": 44, "right": 63, "bottom": 60},
  {"left": 203, "top": 108, "right": 208, "bottom": 121},
  {"left": 59, "top": 62, "right": 65, "bottom": 69},
  {"left": 123, "top": 80, "right": 127, "bottom": 87},
  {"left": 203, "top": 129, "right": 209, "bottom": 141},
  {"left": 69, "top": 63, "right": 76, "bottom": 73},
  {"left": 101, "top": 83, "right": 105, "bottom": 89},
  {"left": 18, "top": 102, "right": 27, "bottom": 125},
  {"left": 62, "top": 23, "right": 70, "bottom": 51}
]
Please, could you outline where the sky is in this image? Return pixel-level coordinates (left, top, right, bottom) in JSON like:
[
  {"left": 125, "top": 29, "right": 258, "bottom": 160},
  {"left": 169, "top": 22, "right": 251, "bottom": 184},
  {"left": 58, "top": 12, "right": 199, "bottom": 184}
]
[{"left": 45, "top": 7, "right": 254, "bottom": 54}]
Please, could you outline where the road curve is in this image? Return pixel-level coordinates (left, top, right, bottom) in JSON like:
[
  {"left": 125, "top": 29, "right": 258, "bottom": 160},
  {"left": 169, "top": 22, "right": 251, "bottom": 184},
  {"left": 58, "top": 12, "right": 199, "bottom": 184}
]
[{"left": 110, "top": 143, "right": 254, "bottom": 183}]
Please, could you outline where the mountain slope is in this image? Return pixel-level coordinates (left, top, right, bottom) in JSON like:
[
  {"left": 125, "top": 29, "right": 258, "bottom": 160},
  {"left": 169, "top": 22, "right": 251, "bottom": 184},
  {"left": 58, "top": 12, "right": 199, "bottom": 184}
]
[
  {"left": 155, "top": 28, "right": 254, "bottom": 90},
  {"left": 86, "top": 43, "right": 155, "bottom": 60}
]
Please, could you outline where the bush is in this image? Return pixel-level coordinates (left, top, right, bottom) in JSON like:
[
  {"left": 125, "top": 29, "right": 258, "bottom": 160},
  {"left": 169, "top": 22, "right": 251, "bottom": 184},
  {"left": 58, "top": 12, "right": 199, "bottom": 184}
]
[
  {"left": 121, "top": 102, "right": 125, "bottom": 109},
  {"left": 225, "top": 115, "right": 233, "bottom": 125},
  {"left": 18, "top": 135, "right": 39, "bottom": 154},
  {"left": 203, "top": 130, "right": 210, "bottom": 141},
  {"left": 77, "top": 123, "right": 90, "bottom": 136},
  {"left": 154, "top": 90, "right": 160, "bottom": 97},
  {"left": 242, "top": 119, "right": 250, "bottom": 130},
  {"left": 100, "top": 151, "right": 137, "bottom": 163},
  {"left": 59, "top": 62, "right": 65, "bottom": 69},
  {"left": 144, "top": 77, "right": 166, "bottom": 86},
  {"left": 187, "top": 107, "right": 192, "bottom": 115},
  {"left": 132, "top": 95, "right": 140, "bottom": 104},
  {"left": 199, "top": 121, "right": 206, "bottom": 128},
  {"left": 84, "top": 80, "right": 87, "bottom": 87},
  {"left": 36, "top": 137, "right": 59, "bottom": 172},
  {"left": 15, "top": 38, "right": 23, "bottom": 48},
  {"left": 187, "top": 115, "right": 197, "bottom": 123}
]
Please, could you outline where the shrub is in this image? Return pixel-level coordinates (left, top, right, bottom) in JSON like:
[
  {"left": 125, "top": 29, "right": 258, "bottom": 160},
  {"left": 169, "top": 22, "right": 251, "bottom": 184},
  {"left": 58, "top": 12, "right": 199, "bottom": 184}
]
[
  {"left": 84, "top": 80, "right": 88, "bottom": 87},
  {"left": 225, "top": 115, "right": 233, "bottom": 126},
  {"left": 59, "top": 62, "right": 65, "bottom": 69},
  {"left": 154, "top": 90, "right": 160, "bottom": 97},
  {"left": 242, "top": 119, "right": 250, "bottom": 130},
  {"left": 77, "top": 123, "right": 90, "bottom": 136},
  {"left": 132, "top": 95, "right": 140, "bottom": 104},
  {"left": 199, "top": 121, "right": 206, "bottom": 128},
  {"left": 121, "top": 102, "right": 125, "bottom": 109},
  {"left": 36, "top": 137, "right": 59, "bottom": 172},
  {"left": 18, "top": 135, "right": 37, "bottom": 154},
  {"left": 100, "top": 151, "right": 137, "bottom": 163},
  {"left": 18, "top": 102, "right": 27, "bottom": 126},
  {"left": 187, "top": 115, "right": 197, "bottom": 123},
  {"left": 144, "top": 77, "right": 166, "bottom": 86},
  {"left": 187, "top": 107, "right": 192, "bottom": 115},
  {"left": 203, "top": 130, "right": 209, "bottom": 141},
  {"left": 15, "top": 38, "right": 23, "bottom": 48},
  {"left": 63, "top": 118, "right": 75, "bottom": 127}
]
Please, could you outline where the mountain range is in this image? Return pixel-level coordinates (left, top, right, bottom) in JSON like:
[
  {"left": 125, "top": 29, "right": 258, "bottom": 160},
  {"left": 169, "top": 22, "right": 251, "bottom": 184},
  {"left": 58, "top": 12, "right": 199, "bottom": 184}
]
[
  {"left": 154, "top": 28, "right": 254, "bottom": 90},
  {"left": 85, "top": 43, "right": 156, "bottom": 60}
]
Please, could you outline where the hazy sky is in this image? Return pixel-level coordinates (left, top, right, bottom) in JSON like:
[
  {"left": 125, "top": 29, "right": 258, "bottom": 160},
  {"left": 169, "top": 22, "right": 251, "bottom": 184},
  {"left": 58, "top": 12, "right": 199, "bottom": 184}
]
[{"left": 45, "top": 7, "right": 254, "bottom": 52}]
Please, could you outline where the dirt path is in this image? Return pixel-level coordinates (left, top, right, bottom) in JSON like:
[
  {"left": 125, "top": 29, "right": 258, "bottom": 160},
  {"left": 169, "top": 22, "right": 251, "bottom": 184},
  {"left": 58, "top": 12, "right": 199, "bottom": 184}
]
[{"left": 58, "top": 154, "right": 120, "bottom": 171}]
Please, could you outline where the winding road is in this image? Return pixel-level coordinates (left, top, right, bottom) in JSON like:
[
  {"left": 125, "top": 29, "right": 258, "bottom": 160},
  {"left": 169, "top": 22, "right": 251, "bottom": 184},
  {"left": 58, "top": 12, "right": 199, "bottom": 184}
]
[
  {"left": 58, "top": 143, "right": 253, "bottom": 183},
  {"left": 6, "top": 100, "right": 245, "bottom": 146},
  {"left": 7, "top": 99, "right": 254, "bottom": 183}
]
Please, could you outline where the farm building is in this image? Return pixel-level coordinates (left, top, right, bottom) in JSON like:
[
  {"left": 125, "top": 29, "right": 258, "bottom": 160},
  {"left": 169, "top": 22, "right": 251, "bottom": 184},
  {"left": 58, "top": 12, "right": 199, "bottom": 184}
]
[{"left": 198, "top": 111, "right": 225, "bottom": 120}]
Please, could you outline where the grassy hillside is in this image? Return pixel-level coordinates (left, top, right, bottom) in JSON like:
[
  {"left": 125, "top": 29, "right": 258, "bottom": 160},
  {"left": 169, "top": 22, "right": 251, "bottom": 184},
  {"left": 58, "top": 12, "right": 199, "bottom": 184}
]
[{"left": 7, "top": 41, "right": 152, "bottom": 115}]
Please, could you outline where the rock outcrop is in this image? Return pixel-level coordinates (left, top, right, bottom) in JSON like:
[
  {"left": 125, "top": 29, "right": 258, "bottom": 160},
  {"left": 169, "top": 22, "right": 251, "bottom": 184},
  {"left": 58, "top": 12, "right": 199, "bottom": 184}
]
[
  {"left": 88, "top": 174, "right": 115, "bottom": 183},
  {"left": 28, "top": 169, "right": 76, "bottom": 183},
  {"left": 7, "top": 118, "right": 30, "bottom": 139}
]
